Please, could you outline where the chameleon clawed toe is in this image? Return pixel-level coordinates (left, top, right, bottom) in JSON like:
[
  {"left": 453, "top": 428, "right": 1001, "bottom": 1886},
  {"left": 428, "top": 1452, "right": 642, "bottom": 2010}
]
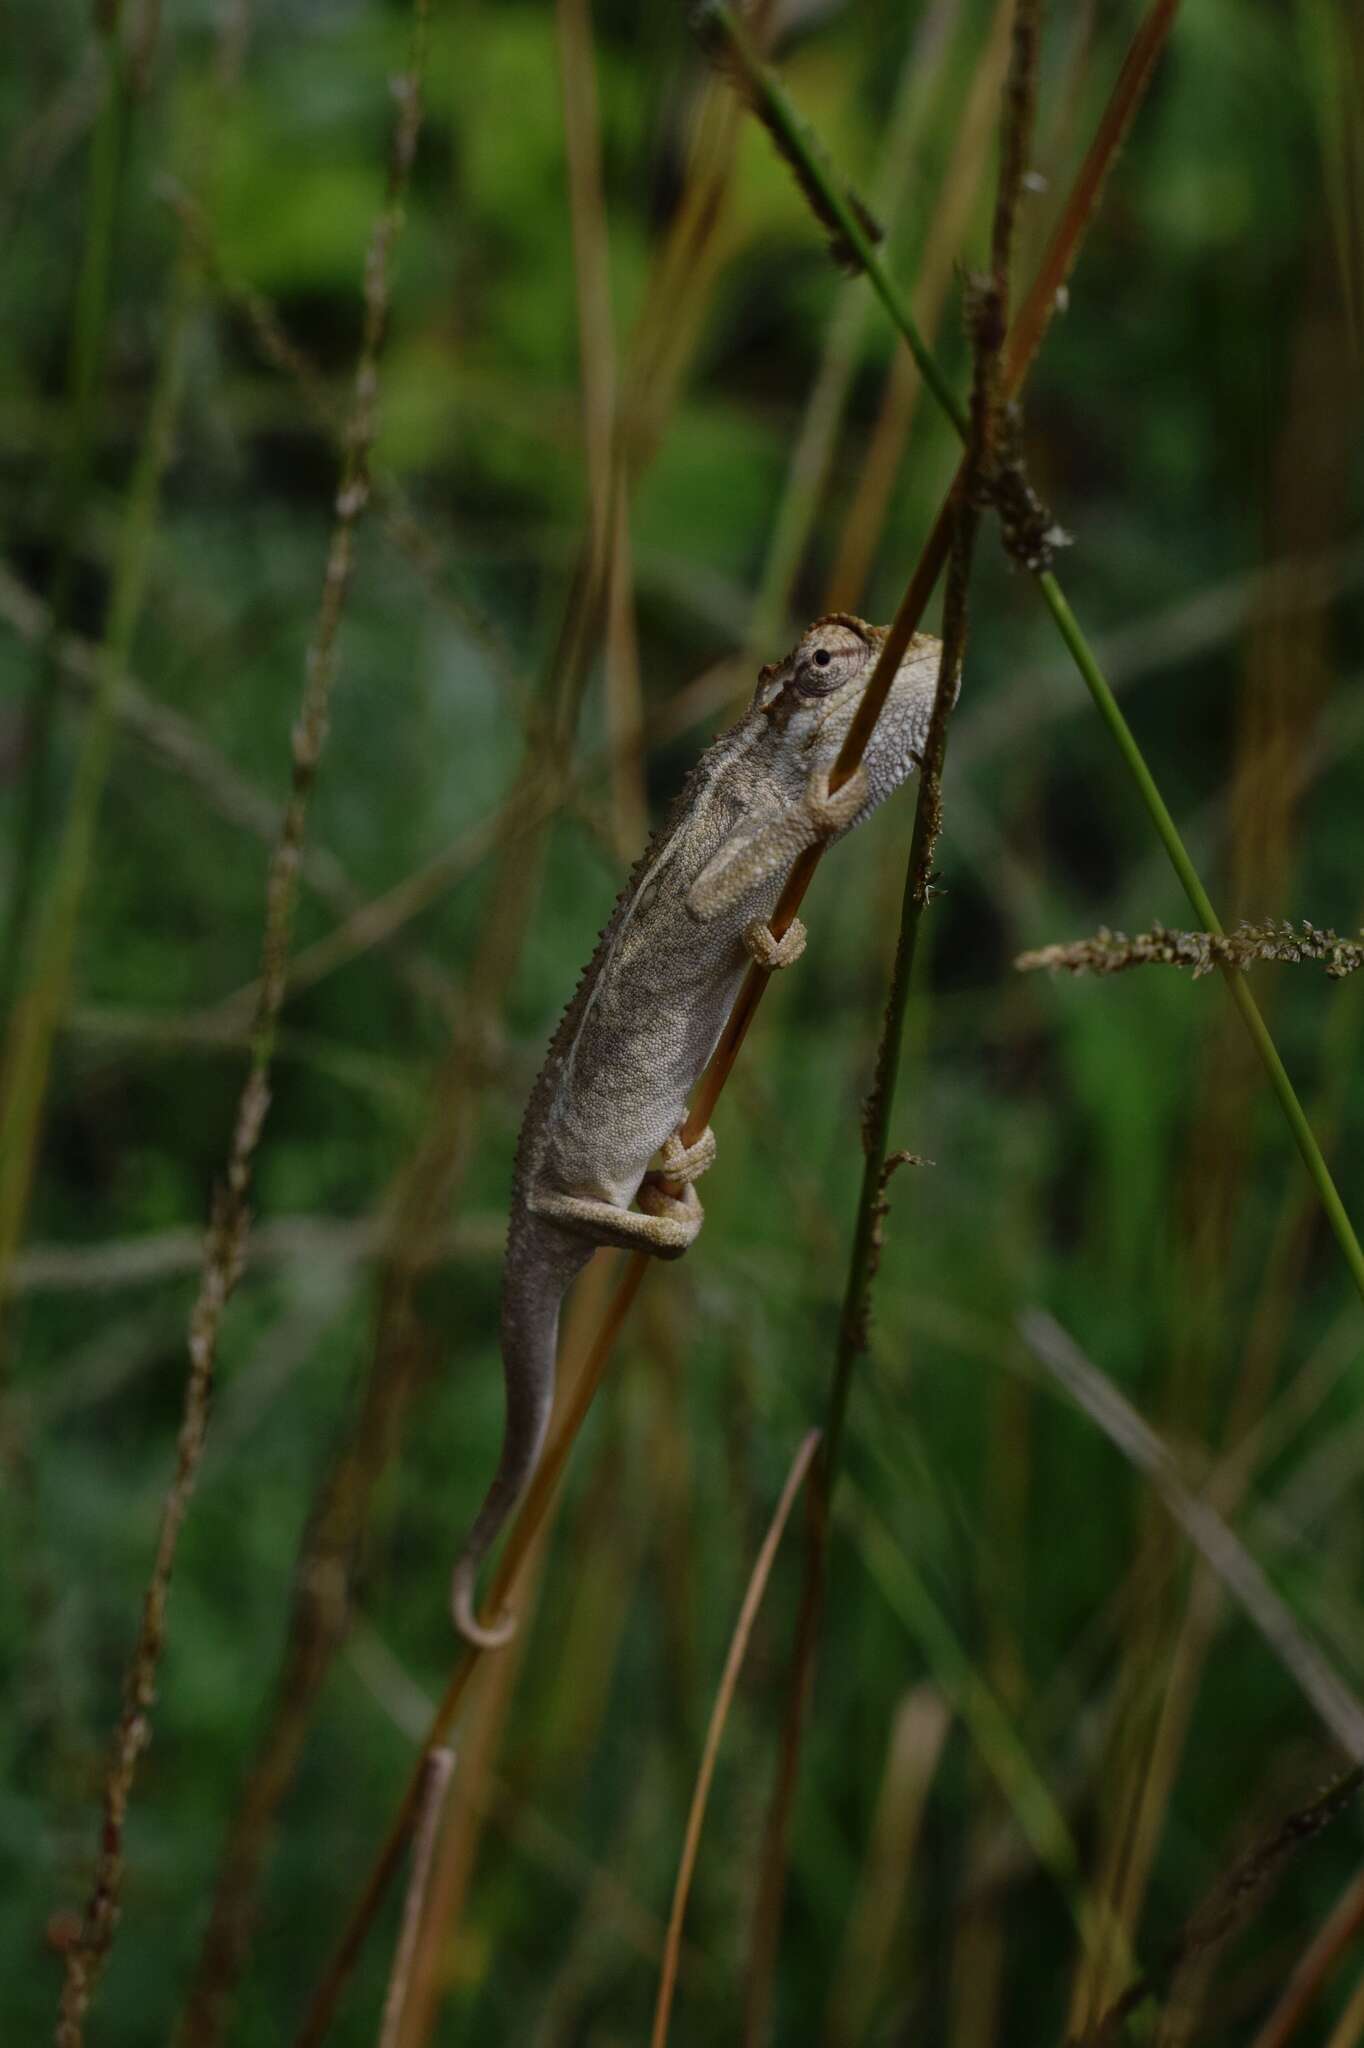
[{"left": 448, "top": 614, "right": 942, "bottom": 1646}]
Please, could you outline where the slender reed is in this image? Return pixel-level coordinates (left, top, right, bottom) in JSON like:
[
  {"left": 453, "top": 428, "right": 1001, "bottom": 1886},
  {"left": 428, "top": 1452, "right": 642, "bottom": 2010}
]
[
  {"left": 375, "top": 1749, "right": 455, "bottom": 2048},
  {"left": 1018, "top": 1311, "right": 1364, "bottom": 1760}
]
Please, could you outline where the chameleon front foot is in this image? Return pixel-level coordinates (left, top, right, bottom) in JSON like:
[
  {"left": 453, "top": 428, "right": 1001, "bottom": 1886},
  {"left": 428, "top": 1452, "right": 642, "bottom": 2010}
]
[
  {"left": 657, "top": 1125, "right": 716, "bottom": 1183},
  {"left": 744, "top": 917, "right": 806, "bottom": 971},
  {"left": 806, "top": 761, "right": 869, "bottom": 837}
]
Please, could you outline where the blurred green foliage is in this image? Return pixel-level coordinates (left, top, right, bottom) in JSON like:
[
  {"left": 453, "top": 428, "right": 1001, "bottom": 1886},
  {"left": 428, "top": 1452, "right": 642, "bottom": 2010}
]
[{"left": 2, "top": 1, "right": 1363, "bottom": 2043}]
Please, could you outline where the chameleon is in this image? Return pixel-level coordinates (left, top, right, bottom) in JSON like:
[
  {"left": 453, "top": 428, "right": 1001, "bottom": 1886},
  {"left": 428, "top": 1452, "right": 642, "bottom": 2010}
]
[{"left": 451, "top": 613, "right": 942, "bottom": 1646}]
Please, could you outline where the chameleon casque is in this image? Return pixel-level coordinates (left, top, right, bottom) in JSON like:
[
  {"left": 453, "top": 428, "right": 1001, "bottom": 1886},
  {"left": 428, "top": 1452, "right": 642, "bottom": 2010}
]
[{"left": 452, "top": 613, "right": 942, "bottom": 1646}]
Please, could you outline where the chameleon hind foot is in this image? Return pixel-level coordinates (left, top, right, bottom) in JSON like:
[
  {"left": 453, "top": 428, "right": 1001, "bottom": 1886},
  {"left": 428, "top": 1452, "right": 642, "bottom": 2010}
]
[
  {"left": 656, "top": 1125, "right": 716, "bottom": 1184},
  {"left": 637, "top": 1176, "right": 703, "bottom": 1252}
]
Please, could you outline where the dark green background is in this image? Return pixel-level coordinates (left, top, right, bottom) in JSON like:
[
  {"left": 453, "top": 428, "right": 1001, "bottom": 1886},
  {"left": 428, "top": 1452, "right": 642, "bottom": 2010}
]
[{"left": 3, "top": 1, "right": 1363, "bottom": 2042}]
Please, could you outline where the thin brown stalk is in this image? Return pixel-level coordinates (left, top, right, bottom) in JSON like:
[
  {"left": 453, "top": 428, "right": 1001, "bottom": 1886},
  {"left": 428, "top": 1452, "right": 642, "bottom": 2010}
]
[
  {"left": 1326, "top": 1970, "right": 1364, "bottom": 2048},
  {"left": 1018, "top": 1310, "right": 1364, "bottom": 1761},
  {"left": 388, "top": 1638, "right": 530, "bottom": 2046},
  {"left": 556, "top": 0, "right": 646, "bottom": 855},
  {"left": 752, "top": 0, "right": 969, "bottom": 645},
  {"left": 840, "top": 0, "right": 1176, "bottom": 612},
  {"left": 1248, "top": 1866, "right": 1364, "bottom": 2048},
  {"left": 376, "top": 1749, "right": 455, "bottom": 2048},
  {"left": 1008, "top": 0, "right": 1181, "bottom": 391},
  {"left": 651, "top": 1429, "right": 821, "bottom": 2048},
  {"left": 823, "top": 0, "right": 1014, "bottom": 615},
  {"left": 176, "top": 1043, "right": 469, "bottom": 2047},
  {"left": 52, "top": 16, "right": 431, "bottom": 2045}
]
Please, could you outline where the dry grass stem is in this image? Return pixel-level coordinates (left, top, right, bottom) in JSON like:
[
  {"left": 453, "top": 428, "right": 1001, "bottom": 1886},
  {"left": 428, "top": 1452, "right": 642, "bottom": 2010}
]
[
  {"left": 1006, "top": 0, "right": 1182, "bottom": 393},
  {"left": 824, "top": 0, "right": 1014, "bottom": 614},
  {"left": 1326, "top": 1971, "right": 1364, "bottom": 2048},
  {"left": 12, "top": 1213, "right": 501, "bottom": 1297},
  {"left": 557, "top": 0, "right": 646, "bottom": 855},
  {"left": 1018, "top": 920, "right": 1364, "bottom": 981},
  {"left": 1019, "top": 1310, "right": 1364, "bottom": 1760},
  {"left": 651, "top": 1429, "right": 821, "bottom": 2048},
  {"left": 753, "top": 0, "right": 973, "bottom": 641},
  {"left": 376, "top": 1748, "right": 455, "bottom": 2048},
  {"left": 52, "top": 14, "right": 432, "bottom": 2042}
]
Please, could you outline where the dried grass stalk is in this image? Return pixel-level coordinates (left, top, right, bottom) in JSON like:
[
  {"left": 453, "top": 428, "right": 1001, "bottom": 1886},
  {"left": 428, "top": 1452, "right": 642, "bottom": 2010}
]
[{"left": 1018, "top": 919, "right": 1364, "bottom": 980}]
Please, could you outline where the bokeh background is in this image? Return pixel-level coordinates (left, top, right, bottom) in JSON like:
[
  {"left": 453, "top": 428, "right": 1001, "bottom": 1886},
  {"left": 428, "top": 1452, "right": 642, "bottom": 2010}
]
[{"left": 3, "top": 1, "right": 1364, "bottom": 2042}]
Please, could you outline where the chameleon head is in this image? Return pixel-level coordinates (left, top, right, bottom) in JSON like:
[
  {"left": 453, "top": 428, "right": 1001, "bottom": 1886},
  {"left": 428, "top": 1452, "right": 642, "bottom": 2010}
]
[
  {"left": 685, "top": 613, "right": 944, "bottom": 922},
  {"left": 752, "top": 613, "right": 941, "bottom": 797}
]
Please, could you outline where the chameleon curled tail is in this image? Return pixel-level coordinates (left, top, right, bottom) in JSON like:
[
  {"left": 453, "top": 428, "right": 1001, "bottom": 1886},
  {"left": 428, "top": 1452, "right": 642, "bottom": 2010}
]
[{"left": 450, "top": 1259, "right": 564, "bottom": 1648}]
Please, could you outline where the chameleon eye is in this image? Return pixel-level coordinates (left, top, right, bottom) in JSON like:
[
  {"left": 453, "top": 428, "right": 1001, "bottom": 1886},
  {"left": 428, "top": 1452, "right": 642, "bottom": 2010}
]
[{"left": 796, "top": 642, "right": 841, "bottom": 696}]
